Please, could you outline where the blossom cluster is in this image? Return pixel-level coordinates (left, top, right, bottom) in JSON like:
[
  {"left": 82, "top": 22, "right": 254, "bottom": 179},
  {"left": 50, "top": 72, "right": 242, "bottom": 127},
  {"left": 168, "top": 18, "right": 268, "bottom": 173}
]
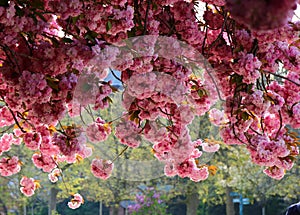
[
  {"left": 0, "top": 0, "right": 299, "bottom": 210},
  {"left": 20, "top": 176, "right": 40, "bottom": 197}
]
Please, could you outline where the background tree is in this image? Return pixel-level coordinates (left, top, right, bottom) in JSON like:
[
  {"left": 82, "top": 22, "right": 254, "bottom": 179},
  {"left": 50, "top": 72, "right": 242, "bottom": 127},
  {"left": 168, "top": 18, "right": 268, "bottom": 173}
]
[{"left": 0, "top": 0, "right": 299, "bottom": 212}]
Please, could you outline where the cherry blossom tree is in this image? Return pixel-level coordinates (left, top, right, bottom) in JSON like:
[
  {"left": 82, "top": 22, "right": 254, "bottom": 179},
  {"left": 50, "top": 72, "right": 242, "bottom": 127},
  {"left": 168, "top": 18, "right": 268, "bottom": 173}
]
[{"left": 0, "top": 0, "right": 299, "bottom": 209}]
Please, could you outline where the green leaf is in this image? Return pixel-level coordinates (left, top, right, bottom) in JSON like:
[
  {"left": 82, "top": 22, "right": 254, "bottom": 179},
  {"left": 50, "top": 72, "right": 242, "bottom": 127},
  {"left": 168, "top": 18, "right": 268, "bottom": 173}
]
[
  {"left": 46, "top": 76, "right": 60, "bottom": 92},
  {"left": 16, "top": 6, "right": 25, "bottom": 17},
  {"left": 129, "top": 110, "right": 140, "bottom": 121},
  {"left": 106, "top": 20, "right": 112, "bottom": 31},
  {"left": 31, "top": 0, "right": 44, "bottom": 9},
  {"left": 127, "top": 29, "right": 136, "bottom": 38},
  {"left": 197, "top": 89, "right": 207, "bottom": 97},
  {"left": 110, "top": 85, "right": 119, "bottom": 93},
  {"left": 62, "top": 37, "right": 73, "bottom": 43},
  {"left": 105, "top": 96, "right": 113, "bottom": 104},
  {"left": 230, "top": 74, "right": 243, "bottom": 84},
  {"left": 35, "top": 11, "right": 47, "bottom": 22},
  {"left": 72, "top": 16, "right": 80, "bottom": 25},
  {"left": 84, "top": 31, "right": 98, "bottom": 43},
  {"left": 191, "top": 85, "right": 198, "bottom": 90},
  {"left": 88, "top": 30, "right": 98, "bottom": 38},
  {"left": 241, "top": 112, "right": 250, "bottom": 121},
  {"left": 0, "top": 0, "right": 9, "bottom": 7}
]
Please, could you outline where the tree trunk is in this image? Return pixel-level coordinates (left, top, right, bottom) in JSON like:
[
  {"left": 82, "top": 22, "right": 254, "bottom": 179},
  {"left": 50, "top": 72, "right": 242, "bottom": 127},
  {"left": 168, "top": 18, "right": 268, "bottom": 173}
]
[
  {"left": 0, "top": 198, "right": 8, "bottom": 215},
  {"left": 110, "top": 206, "right": 119, "bottom": 215},
  {"left": 262, "top": 206, "right": 266, "bottom": 215},
  {"left": 186, "top": 192, "right": 199, "bottom": 215},
  {"left": 23, "top": 204, "right": 27, "bottom": 215},
  {"left": 99, "top": 201, "right": 102, "bottom": 215},
  {"left": 226, "top": 186, "right": 235, "bottom": 215},
  {"left": 48, "top": 187, "right": 60, "bottom": 215}
]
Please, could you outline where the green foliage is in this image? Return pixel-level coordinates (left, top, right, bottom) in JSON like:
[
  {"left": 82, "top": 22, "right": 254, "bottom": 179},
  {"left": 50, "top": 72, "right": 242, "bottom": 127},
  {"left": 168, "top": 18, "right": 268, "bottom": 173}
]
[
  {"left": 56, "top": 199, "right": 105, "bottom": 215},
  {"left": 51, "top": 210, "right": 61, "bottom": 215}
]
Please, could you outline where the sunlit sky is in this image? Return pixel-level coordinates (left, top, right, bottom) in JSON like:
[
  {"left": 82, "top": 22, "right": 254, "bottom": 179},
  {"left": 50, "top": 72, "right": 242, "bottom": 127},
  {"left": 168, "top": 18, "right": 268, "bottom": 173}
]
[
  {"left": 196, "top": 2, "right": 300, "bottom": 22},
  {"left": 293, "top": 4, "right": 300, "bottom": 21}
]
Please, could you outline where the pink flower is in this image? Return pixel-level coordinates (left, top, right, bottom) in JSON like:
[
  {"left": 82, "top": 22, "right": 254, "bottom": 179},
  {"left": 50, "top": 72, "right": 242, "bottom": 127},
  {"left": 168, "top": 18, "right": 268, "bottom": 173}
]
[
  {"left": 0, "top": 156, "right": 21, "bottom": 176},
  {"left": 0, "top": 133, "right": 13, "bottom": 156},
  {"left": 190, "top": 166, "right": 209, "bottom": 182},
  {"left": 48, "top": 168, "right": 61, "bottom": 183},
  {"left": 202, "top": 0, "right": 225, "bottom": 6},
  {"left": 23, "top": 132, "right": 41, "bottom": 150},
  {"left": 164, "top": 162, "right": 177, "bottom": 177},
  {"left": 0, "top": 107, "right": 14, "bottom": 127},
  {"left": 32, "top": 153, "right": 56, "bottom": 173},
  {"left": 18, "top": 70, "right": 52, "bottom": 107},
  {"left": 176, "top": 159, "right": 197, "bottom": 178},
  {"left": 20, "top": 176, "right": 39, "bottom": 197},
  {"left": 226, "top": 0, "right": 297, "bottom": 30},
  {"left": 86, "top": 117, "right": 111, "bottom": 143},
  {"left": 115, "top": 119, "right": 142, "bottom": 148},
  {"left": 144, "top": 121, "right": 167, "bottom": 143},
  {"left": 201, "top": 141, "right": 220, "bottom": 153},
  {"left": 230, "top": 53, "right": 262, "bottom": 84},
  {"left": 91, "top": 159, "right": 114, "bottom": 180},
  {"left": 209, "top": 108, "right": 228, "bottom": 126},
  {"left": 68, "top": 193, "right": 84, "bottom": 209},
  {"left": 263, "top": 166, "right": 285, "bottom": 180}
]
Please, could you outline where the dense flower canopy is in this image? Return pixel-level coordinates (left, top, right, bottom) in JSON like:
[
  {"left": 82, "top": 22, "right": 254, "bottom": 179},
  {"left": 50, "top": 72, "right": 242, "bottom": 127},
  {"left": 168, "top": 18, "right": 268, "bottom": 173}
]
[{"left": 0, "top": 0, "right": 300, "bottom": 208}]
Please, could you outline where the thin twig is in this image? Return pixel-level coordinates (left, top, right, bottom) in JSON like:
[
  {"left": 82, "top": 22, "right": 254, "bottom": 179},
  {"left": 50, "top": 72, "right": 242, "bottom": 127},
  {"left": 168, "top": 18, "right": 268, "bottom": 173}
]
[
  {"left": 275, "top": 110, "right": 283, "bottom": 140},
  {"left": 0, "top": 125, "right": 14, "bottom": 134},
  {"left": 207, "top": 11, "right": 228, "bottom": 50},
  {"left": 88, "top": 104, "right": 95, "bottom": 121},
  {"left": 260, "top": 116, "right": 265, "bottom": 134},
  {"left": 109, "top": 68, "right": 122, "bottom": 83},
  {"left": 6, "top": 106, "right": 26, "bottom": 133},
  {"left": 260, "top": 72, "right": 268, "bottom": 93},
  {"left": 3, "top": 45, "right": 21, "bottom": 73},
  {"left": 158, "top": 107, "right": 173, "bottom": 116},
  {"left": 79, "top": 105, "right": 87, "bottom": 126},
  {"left": 111, "top": 146, "right": 129, "bottom": 163},
  {"left": 203, "top": 61, "right": 225, "bottom": 102},
  {"left": 249, "top": 126, "right": 262, "bottom": 135},
  {"left": 202, "top": 25, "right": 208, "bottom": 55},
  {"left": 52, "top": 159, "right": 70, "bottom": 195},
  {"left": 232, "top": 124, "right": 247, "bottom": 144},
  {"left": 263, "top": 70, "right": 300, "bottom": 87},
  {"left": 143, "top": 0, "right": 151, "bottom": 35}
]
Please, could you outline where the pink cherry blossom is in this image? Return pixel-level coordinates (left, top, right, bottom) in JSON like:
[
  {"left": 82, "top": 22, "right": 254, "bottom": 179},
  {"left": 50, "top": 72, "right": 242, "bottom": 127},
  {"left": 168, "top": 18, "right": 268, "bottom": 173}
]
[
  {"left": 68, "top": 193, "right": 84, "bottom": 209},
  {"left": 32, "top": 153, "right": 57, "bottom": 173},
  {"left": 0, "top": 133, "right": 16, "bottom": 155},
  {"left": 0, "top": 107, "right": 14, "bottom": 127},
  {"left": 48, "top": 168, "right": 61, "bottom": 183},
  {"left": 0, "top": 0, "right": 299, "bottom": 196},
  {"left": 209, "top": 108, "right": 228, "bottom": 126},
  {"left": 0, "top": 156, "right": 21, "bottom": 176},
  {"left": 226, "top": 0, "right": 297, "bottom": 30},
  {"left": 20, "top": 176, "right": 38, "bottom": 197},
  {"left": 86, "top": 117, "right": 111, "bottom": 143},
  {"left": 91, "top": 159, "right": 114, "bottom": 180},
  {"left": 190, "top": 166, "right": 209, "bottom": 182},
  {"left": 23, "top": 132, "right": 42, "bottom": 150},
  {"left": 201, "top": 141, "right": 220, "bottom": 153},
  {"left": 263, "top": 166, "right": 285, "bottom": 180},
  {"left": 230, "top": 53, "right": 262, "bottom": 84},
  {"left": 115, "top": 119, "right": 142, "bottom": 148}
]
